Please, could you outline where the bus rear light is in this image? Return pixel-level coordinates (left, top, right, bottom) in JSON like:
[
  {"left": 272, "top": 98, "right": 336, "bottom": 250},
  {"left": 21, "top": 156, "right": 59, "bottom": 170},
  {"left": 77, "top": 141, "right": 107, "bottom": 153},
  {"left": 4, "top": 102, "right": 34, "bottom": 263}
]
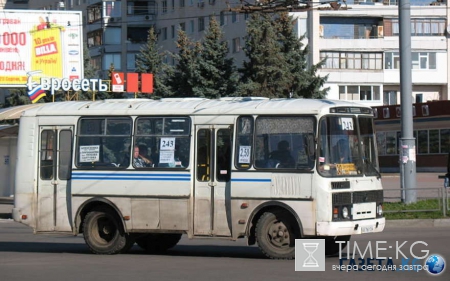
[
  {"left": 240, "top": 203, "right": 248, "bottom": 209},
  {"left": 123, "top": 216, "right": 130, "bottom": 221},
  {"left": 238, "top": 219, "right": 246, "bottom": 224},
  {"left": 21, "top": 214, "right": 27, "bottom": 220}
]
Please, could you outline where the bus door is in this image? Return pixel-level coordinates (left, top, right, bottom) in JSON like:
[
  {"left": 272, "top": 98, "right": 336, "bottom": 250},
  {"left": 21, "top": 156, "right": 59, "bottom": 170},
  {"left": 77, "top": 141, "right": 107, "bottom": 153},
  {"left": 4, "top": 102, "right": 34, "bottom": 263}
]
[
  {"left": 36, "top": 126, "right": 73, "bottom": 232},
  {"left": 194, "top": 125, "right": 233, "bottom": 237}
]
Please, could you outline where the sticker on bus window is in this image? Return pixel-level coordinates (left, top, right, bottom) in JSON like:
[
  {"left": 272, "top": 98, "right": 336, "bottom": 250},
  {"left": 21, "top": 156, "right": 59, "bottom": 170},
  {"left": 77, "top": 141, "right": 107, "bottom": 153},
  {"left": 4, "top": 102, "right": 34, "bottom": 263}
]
[
  {"left": 159, "top": 150, "right": 175, "bottom": 164},
  {"left": 160, "top": 137, "right": 176, "bottom": 151},
  {"left": 79, "top": 145, "right": 100, "bottom": 162},
  {"left": 341, "top": 118, "right": 354, "bottom": 131},
  {"left": 239, "top": 146, "right": 251, "bottom": 163}
]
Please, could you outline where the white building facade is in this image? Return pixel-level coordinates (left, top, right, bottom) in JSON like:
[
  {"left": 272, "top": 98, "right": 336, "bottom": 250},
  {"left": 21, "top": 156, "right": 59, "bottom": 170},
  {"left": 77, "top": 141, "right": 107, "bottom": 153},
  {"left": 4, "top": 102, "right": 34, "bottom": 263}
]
[{"left": 292, "top": 1, "right": 450, "bottom": 106}]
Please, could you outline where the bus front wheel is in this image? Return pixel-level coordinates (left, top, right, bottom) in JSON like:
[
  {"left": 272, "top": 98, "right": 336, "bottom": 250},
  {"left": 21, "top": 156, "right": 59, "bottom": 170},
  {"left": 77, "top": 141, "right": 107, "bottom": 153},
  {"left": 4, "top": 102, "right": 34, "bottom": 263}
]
[
  {"left": 83, "top": 207, "right": 134, "bottom": 254},
  {"left": 256, "top": 211, "right": 298, "bottom": 260}
]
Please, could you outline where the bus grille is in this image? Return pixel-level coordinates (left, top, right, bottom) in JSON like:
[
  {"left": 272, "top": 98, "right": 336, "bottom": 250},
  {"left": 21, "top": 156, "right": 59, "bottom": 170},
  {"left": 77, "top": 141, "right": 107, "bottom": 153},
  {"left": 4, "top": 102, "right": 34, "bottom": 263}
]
[{"left": 332, "top": 190, "right": 383, "bottom": 205}]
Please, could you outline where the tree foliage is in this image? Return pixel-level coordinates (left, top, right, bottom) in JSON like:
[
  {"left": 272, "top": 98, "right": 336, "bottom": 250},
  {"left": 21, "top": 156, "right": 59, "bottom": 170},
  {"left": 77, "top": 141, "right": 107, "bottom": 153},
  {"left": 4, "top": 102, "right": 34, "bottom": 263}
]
[
  {"left": 193, "top": 17, "right": 240, "bottom": 98},
  {"left": 239, "top": 12, "right": 328, "bottom": 98},
  {"left": 167, "top": 29, "right": 200, "bottom": 97},
  {"left": 135, "top": 26, "right": 173, "bottom": 98}
]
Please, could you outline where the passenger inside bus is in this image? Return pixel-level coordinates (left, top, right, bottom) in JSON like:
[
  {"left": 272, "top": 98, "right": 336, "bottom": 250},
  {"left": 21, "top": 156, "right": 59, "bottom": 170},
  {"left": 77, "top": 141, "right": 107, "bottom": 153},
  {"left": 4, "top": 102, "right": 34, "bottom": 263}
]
[
  {"left": 269, "top": 140, "right": 295, "bottom": 168},
  {"left": 133, "top": 145, "right": 152, "bottom": 167}
]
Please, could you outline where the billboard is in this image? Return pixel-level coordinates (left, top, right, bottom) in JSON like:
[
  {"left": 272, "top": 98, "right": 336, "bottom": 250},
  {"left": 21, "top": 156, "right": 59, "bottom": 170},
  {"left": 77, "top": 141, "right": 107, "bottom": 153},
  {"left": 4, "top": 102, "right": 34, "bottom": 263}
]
[{"left": 0, "top": 10, "right": 83, "bottom": 87}]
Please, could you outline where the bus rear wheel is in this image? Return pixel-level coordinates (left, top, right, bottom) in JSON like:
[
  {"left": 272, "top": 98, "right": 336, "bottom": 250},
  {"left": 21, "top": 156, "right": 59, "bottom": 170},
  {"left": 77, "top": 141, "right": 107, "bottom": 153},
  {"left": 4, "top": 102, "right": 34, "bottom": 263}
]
[
  {"left": 256, "top": 211, "right": 298, "bottom": 260},
  {"left": 136, "top": 233, "right": 182, "bottom": 253},
  {"left": 83, "top": 207, "right": 134, "bottom": 254}
]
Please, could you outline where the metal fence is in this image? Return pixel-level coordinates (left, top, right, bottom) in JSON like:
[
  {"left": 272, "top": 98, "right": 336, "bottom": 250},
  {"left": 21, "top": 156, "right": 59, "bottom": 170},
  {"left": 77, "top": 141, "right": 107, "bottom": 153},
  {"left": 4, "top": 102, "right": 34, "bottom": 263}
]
[{"left": 383, "top": 187, "right": 448, "bottom": 217}]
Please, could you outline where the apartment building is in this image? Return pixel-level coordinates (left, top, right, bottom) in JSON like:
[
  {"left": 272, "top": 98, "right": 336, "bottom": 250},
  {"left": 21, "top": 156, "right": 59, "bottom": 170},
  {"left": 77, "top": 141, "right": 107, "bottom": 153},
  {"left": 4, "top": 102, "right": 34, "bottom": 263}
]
[
  {"left": 292, "top": 0, "right": 450, "bottom": 106},
  {"left": 4, "top": 0, "right": 248, "bottom": 79}
]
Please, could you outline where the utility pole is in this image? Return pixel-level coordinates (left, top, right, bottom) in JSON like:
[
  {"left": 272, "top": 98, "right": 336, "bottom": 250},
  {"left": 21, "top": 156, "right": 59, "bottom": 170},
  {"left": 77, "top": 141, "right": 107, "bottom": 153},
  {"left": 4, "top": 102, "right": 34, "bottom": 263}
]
[{"left": 398, "top": 0, "right": 417, "bottom": 203}]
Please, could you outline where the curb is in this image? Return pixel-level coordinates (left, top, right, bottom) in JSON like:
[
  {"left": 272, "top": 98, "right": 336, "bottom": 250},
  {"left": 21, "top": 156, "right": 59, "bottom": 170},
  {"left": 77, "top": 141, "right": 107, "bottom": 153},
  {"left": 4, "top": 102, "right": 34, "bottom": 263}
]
[{"left": 386, "top": 218, "right": 450, "bottom": 228}]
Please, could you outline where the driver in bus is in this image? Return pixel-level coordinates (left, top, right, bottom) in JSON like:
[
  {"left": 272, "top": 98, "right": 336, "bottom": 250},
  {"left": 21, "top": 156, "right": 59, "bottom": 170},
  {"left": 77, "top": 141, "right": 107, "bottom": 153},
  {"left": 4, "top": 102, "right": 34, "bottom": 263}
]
[
  {"left": 269, "top": 140, "right": 295, "bottom": 168},
  {"left": 333, "top": 139, "right": 350, "bottom": 164}
]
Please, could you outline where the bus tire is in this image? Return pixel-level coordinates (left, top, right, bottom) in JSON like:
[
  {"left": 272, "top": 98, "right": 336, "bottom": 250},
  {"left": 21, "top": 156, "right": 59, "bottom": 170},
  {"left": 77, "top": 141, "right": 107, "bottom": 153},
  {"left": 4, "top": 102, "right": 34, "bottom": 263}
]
[
  {"left": 325, "top": 235, "right": 351, "bottom": 256},
  {"left": 136, "top": 233, "right": 182, "bottom": 253},
  {"left": 83, "top": 207, "right": 132, "bottom": 255},
  {"left": 256, "top": 211, "right": 298, "bottom": 260}
]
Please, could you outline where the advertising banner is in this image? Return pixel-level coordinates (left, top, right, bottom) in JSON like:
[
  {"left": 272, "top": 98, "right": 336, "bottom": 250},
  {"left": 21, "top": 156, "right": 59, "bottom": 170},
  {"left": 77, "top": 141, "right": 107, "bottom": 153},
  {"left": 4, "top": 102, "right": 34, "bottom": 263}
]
[{"left": 0, "top": 10, "right": 83, "bottom": 87}]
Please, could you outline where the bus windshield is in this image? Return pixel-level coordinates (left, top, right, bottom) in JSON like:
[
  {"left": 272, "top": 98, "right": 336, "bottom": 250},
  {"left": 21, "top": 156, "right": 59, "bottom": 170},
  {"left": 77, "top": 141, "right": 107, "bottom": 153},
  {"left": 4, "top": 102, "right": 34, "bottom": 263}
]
[{"left": 318, "top": 115, "right": 380, "bottom": 177}]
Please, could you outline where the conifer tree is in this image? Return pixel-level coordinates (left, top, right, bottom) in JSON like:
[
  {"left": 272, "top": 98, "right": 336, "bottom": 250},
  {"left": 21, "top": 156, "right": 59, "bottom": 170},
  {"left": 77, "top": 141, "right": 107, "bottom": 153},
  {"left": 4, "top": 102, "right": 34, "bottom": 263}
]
[
  {"left": 240, "top": 12, "right": 329, "bottom": 98},
  {"left": 167, "top": 29, "right": 200, "bottom": 97},
  {"left": 194, "top": 16, "right": 240, "bottom": 98},
  {"left": 239, "top": 12, "right": 290, "bottom": 98},
  {"left": 135, "top": 26, "right": 172, "bottom": 97},
  {"left": 276, "top": 12, "right": 328, "bottom": 98}
]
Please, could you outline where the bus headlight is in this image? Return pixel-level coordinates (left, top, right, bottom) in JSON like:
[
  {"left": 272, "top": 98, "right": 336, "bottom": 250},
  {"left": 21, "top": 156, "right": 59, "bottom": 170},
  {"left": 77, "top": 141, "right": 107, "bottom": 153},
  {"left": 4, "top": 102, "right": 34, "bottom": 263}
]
[
  {"left": 377, "top": 204, "right": 383, "bottom": 216},
  {"left": 342, "top": 206, "right": 349, "bottom": 219}
]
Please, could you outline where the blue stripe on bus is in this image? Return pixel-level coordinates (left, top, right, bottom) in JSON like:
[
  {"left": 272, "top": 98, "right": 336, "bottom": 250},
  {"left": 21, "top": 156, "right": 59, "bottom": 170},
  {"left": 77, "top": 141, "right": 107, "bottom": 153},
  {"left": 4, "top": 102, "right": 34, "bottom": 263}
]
[
  {"left": 72, "top": 172, "right": 190, "bottom": 177},
  {"left": 230, "top": 178, "right": 271, "bottom": 182},
  {"left": 72, "top": 172, "right": 191, "bottom": 181},
  {"left": 72, "top": 177, "right": 190, "bottom": 181}
]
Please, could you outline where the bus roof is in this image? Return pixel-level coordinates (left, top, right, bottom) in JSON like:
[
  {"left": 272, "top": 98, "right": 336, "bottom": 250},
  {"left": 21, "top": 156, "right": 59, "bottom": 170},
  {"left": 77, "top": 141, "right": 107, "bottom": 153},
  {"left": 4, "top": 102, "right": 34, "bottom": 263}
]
[{"left": 20, "top": 97, "right": 370, "bottom": 117}]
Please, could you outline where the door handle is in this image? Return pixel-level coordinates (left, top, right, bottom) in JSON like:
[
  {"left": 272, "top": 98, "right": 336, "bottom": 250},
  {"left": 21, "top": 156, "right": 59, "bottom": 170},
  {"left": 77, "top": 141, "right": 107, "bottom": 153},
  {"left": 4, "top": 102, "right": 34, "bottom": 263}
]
[
  {"left": 51, "top": 181, "right": 58, "bottom": 185},
  {"left": 208, "top": 182, "right": 217, "bottom": 187}
]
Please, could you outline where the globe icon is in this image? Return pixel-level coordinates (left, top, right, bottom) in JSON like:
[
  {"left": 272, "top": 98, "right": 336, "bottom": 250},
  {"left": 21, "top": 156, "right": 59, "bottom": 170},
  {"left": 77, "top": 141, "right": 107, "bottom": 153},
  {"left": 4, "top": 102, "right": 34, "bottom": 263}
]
[{"left": 425, "top": 254, "right": 445, "bottom": 275}]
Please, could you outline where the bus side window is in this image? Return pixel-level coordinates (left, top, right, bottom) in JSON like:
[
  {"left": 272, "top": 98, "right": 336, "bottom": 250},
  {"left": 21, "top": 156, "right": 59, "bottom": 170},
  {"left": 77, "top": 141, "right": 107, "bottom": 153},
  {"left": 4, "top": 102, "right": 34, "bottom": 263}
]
[{"left": 40, "top": 130, "right": 55, "bottom": 180}]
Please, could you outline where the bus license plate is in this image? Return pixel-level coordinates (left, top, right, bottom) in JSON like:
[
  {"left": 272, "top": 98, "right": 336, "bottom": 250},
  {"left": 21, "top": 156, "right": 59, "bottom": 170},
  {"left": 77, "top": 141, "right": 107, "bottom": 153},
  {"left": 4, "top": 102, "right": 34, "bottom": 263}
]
[{"left": 362, "top": 225, "right": 374, "bottom": 233}]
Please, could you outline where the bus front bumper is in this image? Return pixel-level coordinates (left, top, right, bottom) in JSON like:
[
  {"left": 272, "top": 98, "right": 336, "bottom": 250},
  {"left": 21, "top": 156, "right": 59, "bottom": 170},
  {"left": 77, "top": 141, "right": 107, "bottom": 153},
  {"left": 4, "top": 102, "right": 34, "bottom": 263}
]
[{"left": 316, "top": 217, "right": 385, "bottom": 236}]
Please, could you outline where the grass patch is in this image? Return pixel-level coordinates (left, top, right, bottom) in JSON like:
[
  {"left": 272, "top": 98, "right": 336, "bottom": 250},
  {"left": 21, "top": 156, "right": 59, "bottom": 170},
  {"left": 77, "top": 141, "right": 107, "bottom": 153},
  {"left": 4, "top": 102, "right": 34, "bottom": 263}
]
[{"left": 383, "top": 199, "right": 449, "bottom": 220}]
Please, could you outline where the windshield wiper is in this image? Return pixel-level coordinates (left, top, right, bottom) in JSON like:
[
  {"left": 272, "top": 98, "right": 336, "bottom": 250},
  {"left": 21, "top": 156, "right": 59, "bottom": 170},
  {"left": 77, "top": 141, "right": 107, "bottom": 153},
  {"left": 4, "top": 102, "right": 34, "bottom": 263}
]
[{"left": 364, "top": 158, "right": 381, "bottom": 179}]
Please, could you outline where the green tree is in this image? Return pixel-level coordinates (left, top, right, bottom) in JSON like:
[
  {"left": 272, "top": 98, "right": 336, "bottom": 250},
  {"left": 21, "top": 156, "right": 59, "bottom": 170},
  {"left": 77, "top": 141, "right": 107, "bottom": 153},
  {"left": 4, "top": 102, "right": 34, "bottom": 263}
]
[
  {"left": 4, "top": 88, "right": 30, "bottom": 107},
  {"left": 239, "top": 12, "right": 290, "bottom": 98},
  {"left": 135, "top": 26, "right": 173, "bottom": 98},
  {"left": 194, "top": 16, "right": 240, "bottom": 98},
  {"left": 240, "top": 12, "right": 328, "bottom": 98},
  {"left": 276, "top": 12, "right": 328, "bottom": 98},
  {"left": 167, "top": 29, "right": 200, "bottom": 97}
]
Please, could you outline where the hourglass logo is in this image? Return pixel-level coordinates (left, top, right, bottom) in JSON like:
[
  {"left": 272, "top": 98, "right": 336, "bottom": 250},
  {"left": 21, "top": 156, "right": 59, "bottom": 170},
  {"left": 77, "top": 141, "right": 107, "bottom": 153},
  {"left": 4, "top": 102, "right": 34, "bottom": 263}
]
[{"left": 295, "top": 239, "right": 325, "bottom": 271}]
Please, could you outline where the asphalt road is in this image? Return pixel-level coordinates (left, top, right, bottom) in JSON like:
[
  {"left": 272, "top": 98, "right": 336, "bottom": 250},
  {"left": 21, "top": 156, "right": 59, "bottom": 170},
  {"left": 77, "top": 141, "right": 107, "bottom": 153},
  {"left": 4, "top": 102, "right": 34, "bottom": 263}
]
[{"left": 0, "top": 219, "right": 448, "bottom": 281}]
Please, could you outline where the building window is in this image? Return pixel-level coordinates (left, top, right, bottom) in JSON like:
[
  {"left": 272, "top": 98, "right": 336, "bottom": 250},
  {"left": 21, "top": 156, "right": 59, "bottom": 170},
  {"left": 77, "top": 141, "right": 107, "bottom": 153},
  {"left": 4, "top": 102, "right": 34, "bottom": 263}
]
[
  {"left": 385, "top": 52, "right": 436, "bottom": 70},
  {"left": 171, "top": 25, "right": 175, "bottom": 38},
  {"left": 104, "top": 28, "right": 121, "bottom": 44},
  {"left": 339, "top": 85, "right": 381, "bottom": 101},
  {"left": 180, "top": 0, "right": 185, "bottom": 7},
  {"left": 220, "top": 11, "right": 226, "bottom": 26},
  {"left": 383, "top": 91, "right": 397, "bottom": 105},
  {"left": 162, "top": 27, "right": 168, "bottom": 40},
  {"left": 87, "top": 29, "right": 103, "bottom": 47},
  {"left": 127, "top": 53, "right": 136, "bottom": 70},
  {"left": 162, "top": 0, "right": 167, "bottom": 14},
  {"left": 392, "top": 19, "right": 446, "bottom": 36},
  {"left": 232, "top": 12, "right": 238, "bottom": 23},
  {"left": 198, "top": 17, "right": 205, "bottom": 32},
  {"left": 321, "top": 52, "right": 382, "bottom": 70},
  {"left": 232, "top": 37, "right": 240, "bottom": 53},
  {"left": 103, "top": 53, "right": 121, "bottom": 70},
  {"left": 180, "top": 22, "right": 186, "bottom": 31},
  {"left": 189, "top": 20, "right": 194, "bottom": 33}
]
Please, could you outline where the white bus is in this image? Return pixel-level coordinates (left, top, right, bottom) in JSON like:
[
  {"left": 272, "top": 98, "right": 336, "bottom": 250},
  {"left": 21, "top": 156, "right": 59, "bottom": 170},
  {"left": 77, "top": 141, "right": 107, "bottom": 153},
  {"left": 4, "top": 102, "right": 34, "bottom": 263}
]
[{"left": 12, "top": 97, "right": 385, "bottom": 259}]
